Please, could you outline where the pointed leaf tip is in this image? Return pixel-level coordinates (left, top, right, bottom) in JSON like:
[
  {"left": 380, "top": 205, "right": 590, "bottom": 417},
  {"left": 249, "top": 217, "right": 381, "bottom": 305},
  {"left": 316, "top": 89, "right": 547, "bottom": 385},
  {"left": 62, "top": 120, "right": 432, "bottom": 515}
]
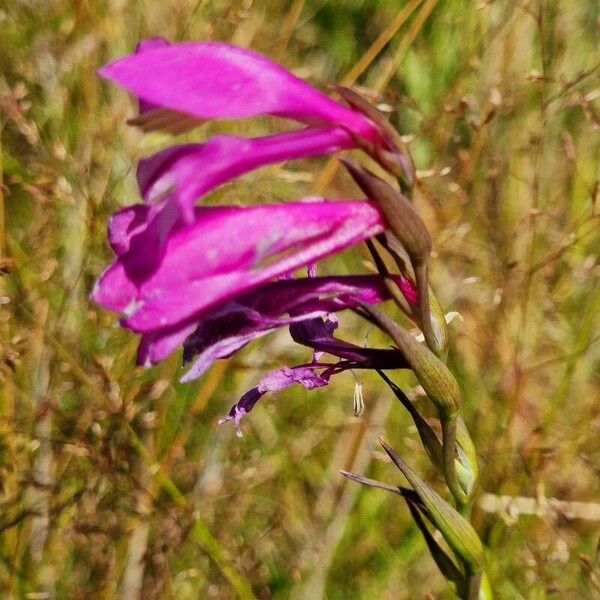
[
  {"left": 406, "top": 498, "right": 465, "bottom": 586},
  {"left": 341, "top": 470, "right": 421, "bottom": 504},
  {"left": 361, "top": 304, "right": 460, "bottom": 420},
  {"left": 334, "top": 86, "right": 416, "bottom": 188},
  {"left": 378, "top": 438, "right": 485, "bottom": 572},
  {"left": 341, "top": 159, "right": 431, "bottom": 265}
]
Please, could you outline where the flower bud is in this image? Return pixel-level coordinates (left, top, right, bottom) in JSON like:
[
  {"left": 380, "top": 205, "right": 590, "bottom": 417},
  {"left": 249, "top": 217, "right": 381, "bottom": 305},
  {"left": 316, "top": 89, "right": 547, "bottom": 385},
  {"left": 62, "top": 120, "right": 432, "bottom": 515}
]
[
  {"left": 342, "top": 159, "right": 431, "bottom": 267},
  {"left": 478, "top": 572, "right": 494, "bottom": 599},
  {"left": 379, "top": 438, "right": 485, "bottom": 572},
  {"left": 361, "top": 304, "right": 459, "bottom": 420},
  {"left": 405, "top": 498, "right": 465, "bottom": 586},
  {"left": 363, "top": 304, "right": 465, "bottom": 501},
  {"left": 344, "top": 164, "right": 443, "bottom": 356},
  {"left": 378, "top": 370, "right": 444, "bottom": 469},
  {"left": 427, "top": 290, "right": 449, "bottom": 359},
  {"left": 456, "top": 417, "right": 479, "bottom": 498},
  {"left": 374, "top": 232, "right": 448, "bottom": 357},
  {"left": 379, "top": 371, "right": 477, "bottom": 498},
  {"left": 334, "top": 85, "right": 416, "bottom": 190}
]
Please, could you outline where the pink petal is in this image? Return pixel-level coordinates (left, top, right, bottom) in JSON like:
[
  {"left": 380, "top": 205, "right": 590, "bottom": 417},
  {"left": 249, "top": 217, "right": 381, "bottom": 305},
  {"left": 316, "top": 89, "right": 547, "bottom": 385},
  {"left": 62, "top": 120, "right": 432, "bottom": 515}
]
[
  {"left": 92, "top": 200, "right": 385, "bottom": 331},
  {"left": 134, "top": 38, "right": 171, "bottom": 114},
  {"left": 100, "top": 41, "right": 377, "bottom": 137},
  {"left": 138, "top": 127, "right": 354, "bottom": 222},
  {"left": 107, "top": 204, "right": 150, "bottom": 256},
  {"left": 137, "top": 321, "right": 197, "bottom": 366}
]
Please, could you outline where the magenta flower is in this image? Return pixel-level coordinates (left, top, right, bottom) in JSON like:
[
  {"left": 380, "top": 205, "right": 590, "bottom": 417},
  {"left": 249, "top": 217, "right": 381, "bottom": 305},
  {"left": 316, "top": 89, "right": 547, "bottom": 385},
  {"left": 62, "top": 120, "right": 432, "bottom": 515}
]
[
  {"left": 136, "top": 127, "right": 353, "bottom": 221},
  {"left": 98, "top": 39, "right": 391, "bottom": 257},
  {"left": 100, "top": 39, "right": 377, "bottom": 137},
  {"left": 92, "top": 199, "right": 388, "bottom": 361},
  {"left": 126, "top": 127, "right": 357, "bottom": 267},
  {"left": 93, "top": 39, "right": 418, "bottom": 412},
  {"left": 221, "top": 314, "right": 411, "bottom": 428}
]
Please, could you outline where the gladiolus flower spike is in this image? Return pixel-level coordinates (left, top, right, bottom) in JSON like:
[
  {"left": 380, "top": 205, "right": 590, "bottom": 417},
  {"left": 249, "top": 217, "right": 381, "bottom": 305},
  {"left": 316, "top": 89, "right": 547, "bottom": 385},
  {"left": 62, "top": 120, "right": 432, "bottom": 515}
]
[
  {"left": 99, "top": 39, "right": 412, "bottom": 254},
  {"left": 94, "top": 38, "right": 417, "bottom": 378},
  {"left": 94, "top": 39, "right": 490, "bottom": 599}
]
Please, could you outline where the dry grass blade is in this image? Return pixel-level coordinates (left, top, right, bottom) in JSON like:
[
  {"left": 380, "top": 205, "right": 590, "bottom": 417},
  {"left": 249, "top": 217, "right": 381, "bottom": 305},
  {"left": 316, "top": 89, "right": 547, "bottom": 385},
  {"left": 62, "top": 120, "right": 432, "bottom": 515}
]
[
  {"left": 341, "top": 0, "right": 424, "bottom": 86},
  {"left": 313, "top": 0, "right": 438, "bottom": 193}
]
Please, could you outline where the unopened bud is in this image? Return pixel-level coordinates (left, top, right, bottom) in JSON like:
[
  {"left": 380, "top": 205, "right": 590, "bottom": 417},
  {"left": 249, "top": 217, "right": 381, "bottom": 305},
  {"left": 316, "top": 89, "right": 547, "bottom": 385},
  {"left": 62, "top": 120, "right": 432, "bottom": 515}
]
[
  {"left": 405, "top": 499, "right": 465, "bottom": 586},
  {"left": 342, "top": 159, "right": 431, "bottom": 267},
  {"left": 379, "top": 438, "right": 485, "bottom": 571},
  {"left": 361, "top": 304, "right": 459, "bottom": 419},
  {"left": 378, "top": 232, "right": 447, "bottom": 354},
  {"left": 479, "top": 572, "right": 494, "bottom": 599},
  {"left": 378, "top": 371, "right": 476, "bottom": 498},
  {"left": 428, "top": 291, "right": 449, "bottom": 359},
  {"left": 455, "top": 417, "right": 479, "bottom": 498},
  {"left": 335, "top": 85, "right": 416, "bottom": 189},
  {"left": 376, "top": 230, "right": 444, "bottom": 357}
]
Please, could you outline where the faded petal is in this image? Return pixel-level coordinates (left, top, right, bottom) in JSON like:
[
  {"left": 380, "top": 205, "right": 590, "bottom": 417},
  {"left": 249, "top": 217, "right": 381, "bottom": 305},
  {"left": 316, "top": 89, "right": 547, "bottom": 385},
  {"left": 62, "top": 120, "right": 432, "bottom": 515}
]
[
  {"left": 180, "top": 274, "right": 408, "bottom": 380},
  {"left": 290, "top": 318, "right": 408, "bottom": 369},
  {"left": 220, "top": 308, "right": 410, "bottom": 427},
  {"left": 220, "top": 365, "right": 332, "bottom": 428}
]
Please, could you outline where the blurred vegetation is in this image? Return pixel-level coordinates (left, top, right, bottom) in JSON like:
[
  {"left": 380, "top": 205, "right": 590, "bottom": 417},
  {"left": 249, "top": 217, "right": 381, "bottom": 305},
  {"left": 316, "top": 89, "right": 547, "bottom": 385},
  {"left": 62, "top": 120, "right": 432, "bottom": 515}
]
[{"left": 1, "top": 0, "right": 600, "bottom": 598}]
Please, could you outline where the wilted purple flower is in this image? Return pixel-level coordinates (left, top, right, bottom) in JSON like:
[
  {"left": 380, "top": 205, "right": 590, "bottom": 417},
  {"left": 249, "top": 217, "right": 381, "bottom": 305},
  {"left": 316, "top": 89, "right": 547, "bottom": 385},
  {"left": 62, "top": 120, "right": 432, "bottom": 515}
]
[
  {"left": 221, "top": 314, "right": 411, "bottom": 428},
  {"left": 178, "top": 273, "right": 417, "bottom": 381}
]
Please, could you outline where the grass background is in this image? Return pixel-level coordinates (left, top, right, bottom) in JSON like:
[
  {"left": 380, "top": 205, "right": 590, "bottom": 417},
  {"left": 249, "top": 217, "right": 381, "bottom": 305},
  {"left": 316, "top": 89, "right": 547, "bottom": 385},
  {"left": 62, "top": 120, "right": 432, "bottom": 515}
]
[{"left": 1, "top": 0, "right": 600, "bottom": 598}]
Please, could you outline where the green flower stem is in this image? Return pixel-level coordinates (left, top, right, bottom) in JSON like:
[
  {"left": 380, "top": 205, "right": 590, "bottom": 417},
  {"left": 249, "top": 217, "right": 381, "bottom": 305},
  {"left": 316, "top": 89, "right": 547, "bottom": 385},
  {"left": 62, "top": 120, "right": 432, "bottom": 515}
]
[
  {"left": 414, "top": 261, "right": 442, "bottom": 357},
  {"left": 441, "top": 417, "right": 468, "bottom": 508},
  {"left": 343, "top": 91, "right": 492, "bottom": 598}
]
